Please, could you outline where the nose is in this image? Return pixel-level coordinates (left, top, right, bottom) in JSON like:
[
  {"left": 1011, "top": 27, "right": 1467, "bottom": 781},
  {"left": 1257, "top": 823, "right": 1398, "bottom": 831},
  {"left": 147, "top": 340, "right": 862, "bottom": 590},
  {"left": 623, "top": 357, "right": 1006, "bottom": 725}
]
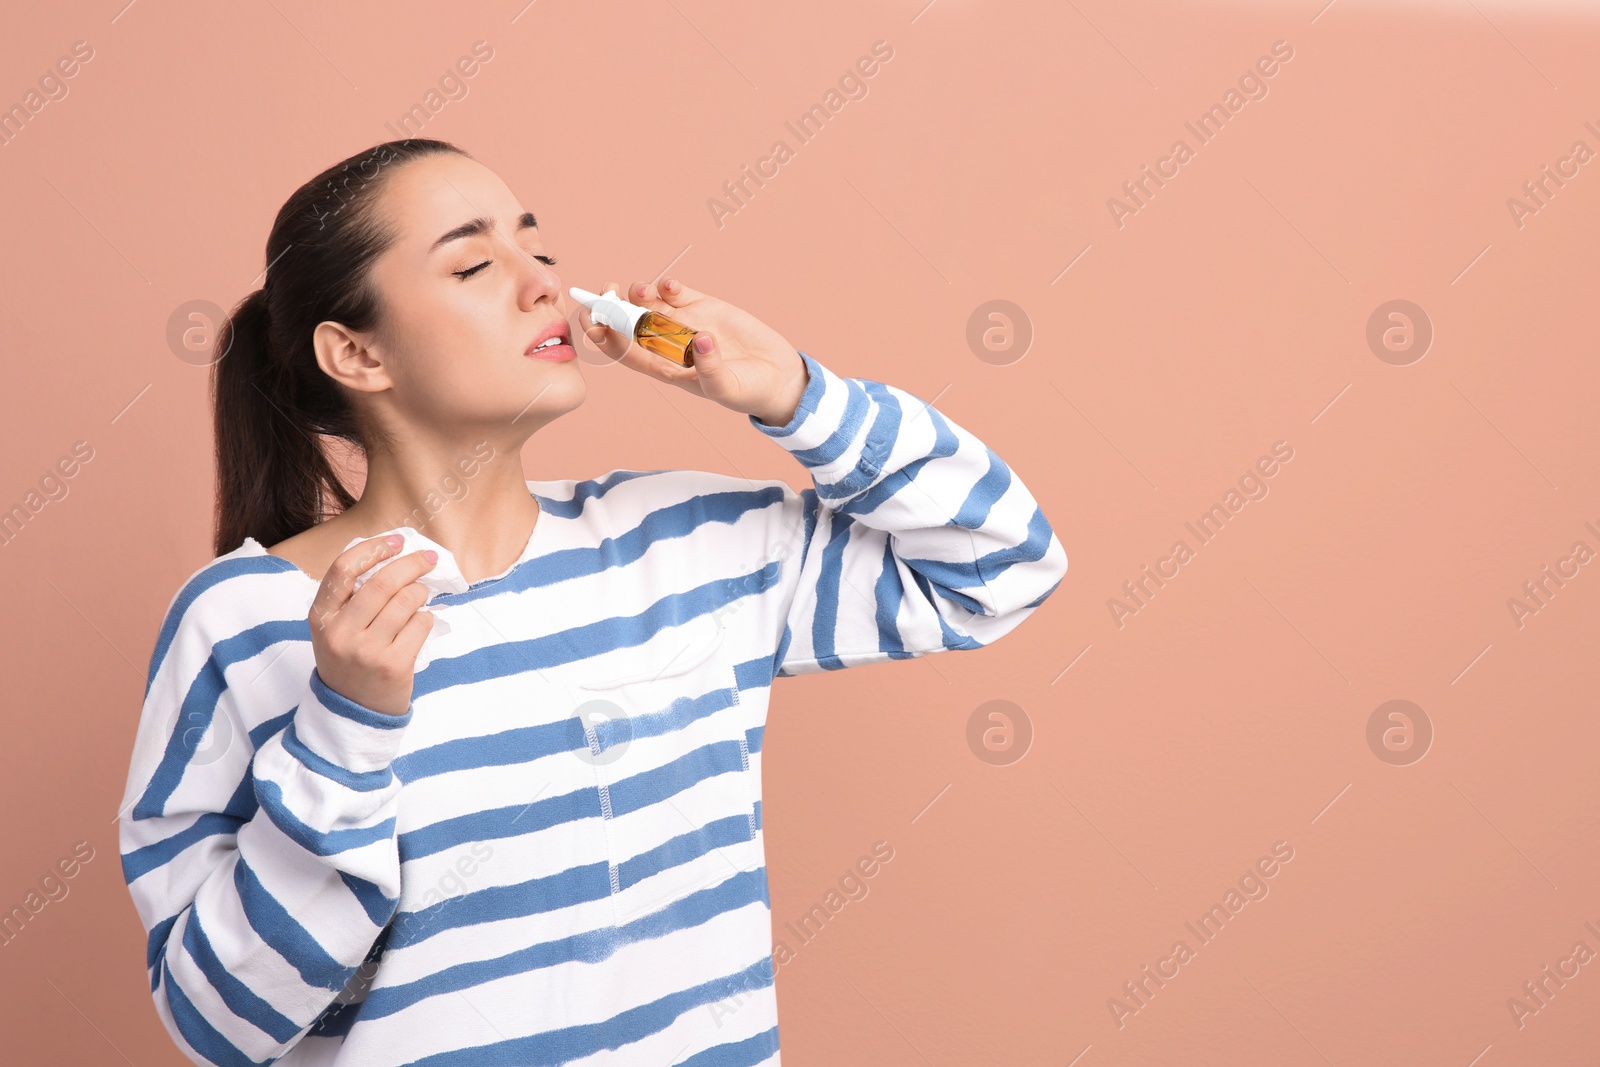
[{"left": 509, "top": 242, "right": 560, "bottom": 312}]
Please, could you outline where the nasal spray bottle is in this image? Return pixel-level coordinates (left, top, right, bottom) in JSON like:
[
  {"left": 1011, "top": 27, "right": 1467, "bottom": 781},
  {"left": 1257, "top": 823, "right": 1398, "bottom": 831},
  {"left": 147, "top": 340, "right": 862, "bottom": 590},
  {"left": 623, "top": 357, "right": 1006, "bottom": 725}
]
[{"left": 569, "top": 285, "right": 700, "bottom": 367}]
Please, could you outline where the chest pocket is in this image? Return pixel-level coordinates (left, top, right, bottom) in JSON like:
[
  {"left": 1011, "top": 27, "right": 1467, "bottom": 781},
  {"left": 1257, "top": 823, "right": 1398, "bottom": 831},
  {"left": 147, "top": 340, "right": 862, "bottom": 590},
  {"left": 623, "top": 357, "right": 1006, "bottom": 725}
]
[{"left": 566, "top": 614, "right": 762, "bottom": 927}]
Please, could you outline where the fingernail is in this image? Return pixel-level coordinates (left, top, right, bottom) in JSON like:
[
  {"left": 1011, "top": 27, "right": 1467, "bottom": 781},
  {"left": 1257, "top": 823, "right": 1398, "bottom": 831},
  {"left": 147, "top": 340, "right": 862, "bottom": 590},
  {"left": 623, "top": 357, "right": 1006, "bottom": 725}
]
[
  {"left": 693, "top": 334, "right": 713, "bottom": 353},
  {"left": 386, "top": 535, "right": 403, "bottom": 548},
  {"left": 424, "top": 550, "right": 438, "bottom": 563},
  {"left": 665, "top": 279, "right": 677, "bottom": 292}
]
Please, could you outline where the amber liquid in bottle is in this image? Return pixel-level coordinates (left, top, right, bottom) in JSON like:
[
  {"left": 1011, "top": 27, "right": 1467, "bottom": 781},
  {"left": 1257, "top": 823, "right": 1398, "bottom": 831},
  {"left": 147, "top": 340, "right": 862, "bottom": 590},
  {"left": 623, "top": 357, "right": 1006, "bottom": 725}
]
[{"left": 636, "top": 311, "right": 699, "bottom": 367}]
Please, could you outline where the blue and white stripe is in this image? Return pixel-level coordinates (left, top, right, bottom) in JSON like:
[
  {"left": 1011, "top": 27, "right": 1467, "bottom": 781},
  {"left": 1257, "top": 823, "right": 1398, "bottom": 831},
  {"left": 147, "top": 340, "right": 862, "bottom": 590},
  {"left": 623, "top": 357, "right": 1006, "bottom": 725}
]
[{"left": 119, "top": 350, "right": 1066, "bottom": 1065}]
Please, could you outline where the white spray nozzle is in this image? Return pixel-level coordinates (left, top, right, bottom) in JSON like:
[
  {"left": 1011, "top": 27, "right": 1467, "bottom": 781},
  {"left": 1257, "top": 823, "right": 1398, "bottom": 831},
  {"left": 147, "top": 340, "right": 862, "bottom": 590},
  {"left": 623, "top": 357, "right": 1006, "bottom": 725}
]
[{"left": 569, "top": 286, "right": 648, "bottom": 337}]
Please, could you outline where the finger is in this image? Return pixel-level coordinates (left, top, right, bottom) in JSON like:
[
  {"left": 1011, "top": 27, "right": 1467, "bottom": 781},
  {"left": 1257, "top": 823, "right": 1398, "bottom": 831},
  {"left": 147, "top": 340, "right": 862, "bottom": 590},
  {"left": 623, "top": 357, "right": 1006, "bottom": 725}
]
[
  {"left": 345, "top": 549, "right": 437, "bottom": 630},
  {"left": 581, "top": 315, "right": 628, "bottom": 360},
  {"left": 630, "top": 280, "right": 661, "bottom": 307},
  {"left": 393, "top": 604, "right": 436, "bottom": 658},
  {"left": 629, "top": 279, "right": 692, "bottom": 315},
  {"left": 656, "top": 277, "right": 700, "bottom": 307},
  {"left": 315, "top": 536, "right": 401, "bottom": 624},
  {"left": 622, "top": 342, "right": 701, "bottom": 385},
  {"left": 687, "top": 330, "right": 719, "bottom": 378},
  {"left": 367, "top": 579, "right": 432, "bottom": 643}
]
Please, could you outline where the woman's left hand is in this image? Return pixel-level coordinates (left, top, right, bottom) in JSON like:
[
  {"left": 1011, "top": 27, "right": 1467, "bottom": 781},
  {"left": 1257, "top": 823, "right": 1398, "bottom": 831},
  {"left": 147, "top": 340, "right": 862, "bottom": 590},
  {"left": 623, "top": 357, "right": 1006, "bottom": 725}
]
[{"left": 576, "top": 277, "right": 810, "bottom": 427}]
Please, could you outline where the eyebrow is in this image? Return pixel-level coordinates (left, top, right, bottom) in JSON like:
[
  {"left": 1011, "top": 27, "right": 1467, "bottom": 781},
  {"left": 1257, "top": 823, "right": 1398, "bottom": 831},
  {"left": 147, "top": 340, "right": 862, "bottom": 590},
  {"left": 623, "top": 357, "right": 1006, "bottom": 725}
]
[{"left": 429, "top": 211, "right": 538, "bottom": 253}]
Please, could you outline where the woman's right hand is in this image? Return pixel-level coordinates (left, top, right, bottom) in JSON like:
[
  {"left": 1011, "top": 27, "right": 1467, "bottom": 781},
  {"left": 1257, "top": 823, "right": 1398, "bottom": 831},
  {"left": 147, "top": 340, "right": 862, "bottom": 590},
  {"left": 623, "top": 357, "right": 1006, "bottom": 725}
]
[{"left": 308, "top": 535, "right": 438, "bottom": 716}]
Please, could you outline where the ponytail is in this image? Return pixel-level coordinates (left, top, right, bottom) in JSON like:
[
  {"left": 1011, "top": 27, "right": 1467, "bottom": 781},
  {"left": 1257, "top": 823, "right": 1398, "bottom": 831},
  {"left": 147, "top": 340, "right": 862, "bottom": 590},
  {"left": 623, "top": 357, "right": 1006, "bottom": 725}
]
[
  {"left": 211, "top": 285, "right": 356, "bottom": 557},
  {"left": 208, "top": 138, "right": 467, "bottom": 558}
]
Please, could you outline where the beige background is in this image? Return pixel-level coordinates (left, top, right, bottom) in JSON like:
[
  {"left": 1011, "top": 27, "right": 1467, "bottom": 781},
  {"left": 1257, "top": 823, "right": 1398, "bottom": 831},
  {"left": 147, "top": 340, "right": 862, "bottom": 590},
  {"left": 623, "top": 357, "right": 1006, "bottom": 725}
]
[{"left": 1, "top": 0, "right": 1597, "bottom": 1063}]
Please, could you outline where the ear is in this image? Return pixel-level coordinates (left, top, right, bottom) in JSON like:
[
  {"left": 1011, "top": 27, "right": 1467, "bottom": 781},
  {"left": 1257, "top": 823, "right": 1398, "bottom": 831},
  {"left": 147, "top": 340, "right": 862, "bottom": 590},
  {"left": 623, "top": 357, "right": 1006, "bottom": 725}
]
[{"left": 313, "top": 319, "right": 392, "bottom": 394}]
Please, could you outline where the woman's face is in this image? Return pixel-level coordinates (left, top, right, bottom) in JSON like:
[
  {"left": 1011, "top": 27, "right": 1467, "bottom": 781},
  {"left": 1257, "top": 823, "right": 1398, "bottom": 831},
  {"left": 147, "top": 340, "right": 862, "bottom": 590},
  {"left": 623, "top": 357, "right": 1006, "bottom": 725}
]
[{"left": 335, "top": 151, "right": 584, "bottom": 445}]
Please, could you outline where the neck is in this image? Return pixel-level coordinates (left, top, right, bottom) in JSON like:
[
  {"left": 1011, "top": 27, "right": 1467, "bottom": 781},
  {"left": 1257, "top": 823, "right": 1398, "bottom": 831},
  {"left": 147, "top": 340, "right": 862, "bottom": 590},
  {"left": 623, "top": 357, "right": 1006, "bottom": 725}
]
[{"left": 339, "top": 434, "right": 541, "bottom": 585}]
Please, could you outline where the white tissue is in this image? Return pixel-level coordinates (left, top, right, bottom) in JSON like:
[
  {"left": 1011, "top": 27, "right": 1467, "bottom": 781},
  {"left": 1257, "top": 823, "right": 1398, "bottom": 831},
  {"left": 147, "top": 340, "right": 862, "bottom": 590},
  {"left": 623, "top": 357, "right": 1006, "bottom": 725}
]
[{"left": 340, "top": 527, "right": 468, "bottom": 671}]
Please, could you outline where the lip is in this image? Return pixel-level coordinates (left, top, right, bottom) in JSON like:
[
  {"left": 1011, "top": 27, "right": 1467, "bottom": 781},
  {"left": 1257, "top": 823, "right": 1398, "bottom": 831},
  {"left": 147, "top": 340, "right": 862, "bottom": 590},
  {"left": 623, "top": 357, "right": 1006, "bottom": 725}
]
[{"left": 526, "top": 320, "right": 575, "bottom": 361}]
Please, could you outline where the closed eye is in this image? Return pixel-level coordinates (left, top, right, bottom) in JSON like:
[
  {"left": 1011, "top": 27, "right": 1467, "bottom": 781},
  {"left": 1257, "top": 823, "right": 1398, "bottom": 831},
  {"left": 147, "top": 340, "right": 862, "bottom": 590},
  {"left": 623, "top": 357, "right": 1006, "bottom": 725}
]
[{"left": 453, "top": 253, "right": 558, "bottom": 280}]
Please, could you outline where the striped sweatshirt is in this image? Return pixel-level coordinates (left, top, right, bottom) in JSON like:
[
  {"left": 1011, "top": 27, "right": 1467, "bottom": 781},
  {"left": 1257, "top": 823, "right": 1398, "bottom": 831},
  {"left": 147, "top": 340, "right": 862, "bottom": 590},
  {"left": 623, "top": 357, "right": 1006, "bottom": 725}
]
[{"left": 119, "top": 350, "right": 1067, "bottom": 1066}]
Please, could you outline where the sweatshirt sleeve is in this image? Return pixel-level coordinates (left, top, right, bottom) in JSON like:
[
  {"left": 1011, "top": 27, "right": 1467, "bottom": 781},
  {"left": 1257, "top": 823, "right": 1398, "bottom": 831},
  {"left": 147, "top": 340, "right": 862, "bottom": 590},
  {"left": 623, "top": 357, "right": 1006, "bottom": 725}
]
[
  {"left": 118, "top": 572, "right": 410, "bottom": 1066},
  {"left": 749, "top": 350, "right": 1067, "bottom": 676}
]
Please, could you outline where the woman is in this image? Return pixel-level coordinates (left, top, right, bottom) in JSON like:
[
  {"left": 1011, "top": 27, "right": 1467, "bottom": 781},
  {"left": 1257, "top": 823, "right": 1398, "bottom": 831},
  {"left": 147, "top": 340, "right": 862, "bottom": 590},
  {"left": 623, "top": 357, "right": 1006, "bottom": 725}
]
[{"left": 119, "top": 138, "right": 1066, "bottom": 1066}]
